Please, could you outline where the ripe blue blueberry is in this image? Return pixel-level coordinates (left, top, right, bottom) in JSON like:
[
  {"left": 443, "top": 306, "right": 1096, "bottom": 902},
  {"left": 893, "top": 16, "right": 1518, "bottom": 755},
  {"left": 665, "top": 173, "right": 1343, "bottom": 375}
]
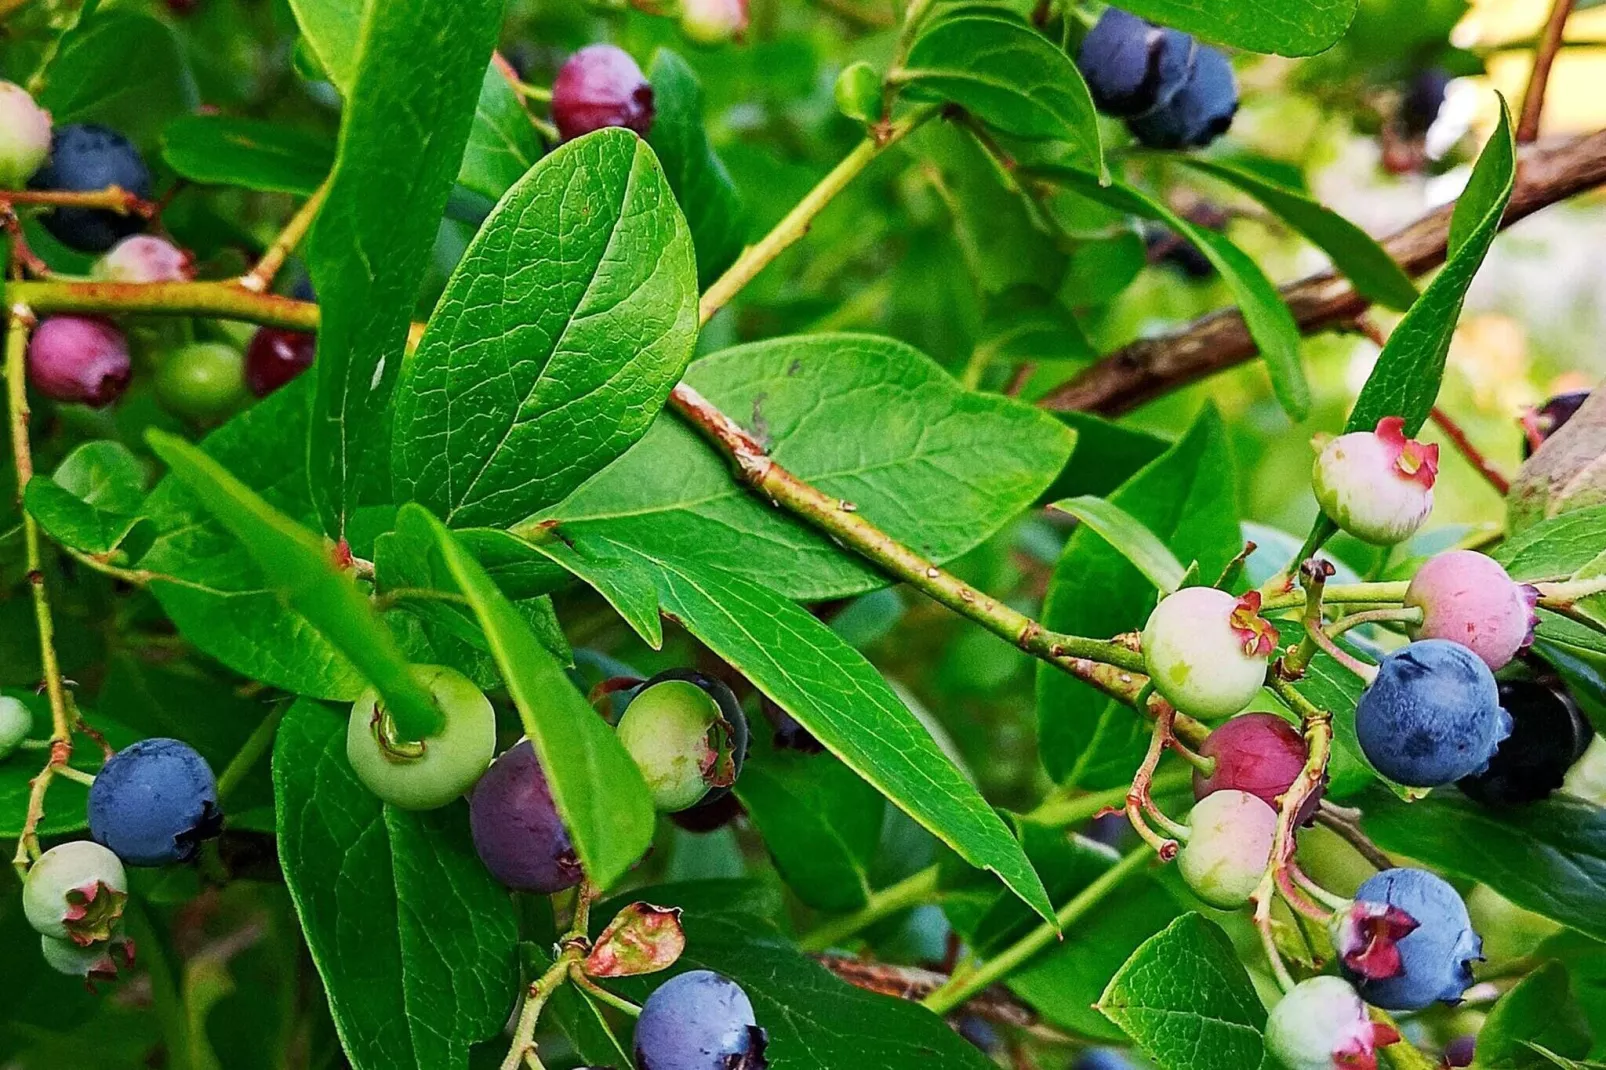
[
  {"left": 346, "top": 664, "right": 497, "bottom": 810},
  {"left": 469, "top": 739, "right": 584, "bottom": 894},
  {"left": 1400, "top": 68, "right": 1452, "bottom": 138},
  {"left": 88, "top": 737, "right": 222, "bottom": 866},
  {"left": 0, "top": 695, "right": 32, "bottom": 759},
  {"left": 27, "top": 315, "right": 132, "bottom": 408},
  {"left": 1338, "top": 867, "right": 1482, "bottom": 1010},
  {"left": 1459, "top": 676, "right": 1592, "bottom": 806},
  {"left": 1355, "top": 640, "right": 1511, "bottom": 787},
  {"left": 1076, "top": 9, "right": 1164, "bottom": 118},
  {"left": 1265, "top": 976, "right": 1399, "bottom": 1070},
  {"left": 634, "top": 970, "right": 767, "bottom": 1070},
  {"left": 1312, "top": 417, "right": 1438, "bottom": 545},
  {"left": 28, "top": 124, "right": 152, "bottom": 252},
  {"left": 22, "top": 840, "right": 128, "bottom": 946},
  {"left": 1178, "top": 789, "right": 1277, "bottom": 909},
  {"left": 0, "top": 81, "right": 52, "bottom": 190},
  {"left": 552, "top": 45, "right": 654, "bottom": 142},
  {"left": 1142, "top": 587, "right": 1276, "bottom": 719},
  {"left": 618, "top": 670, "right": 749, "bottom": 813},
  {"left": 1127, "top": 42, "right": 1237, "bottom": 150},
  {"left": 1072, "top": 1050, "right": 1139, "bottom": 1070}
]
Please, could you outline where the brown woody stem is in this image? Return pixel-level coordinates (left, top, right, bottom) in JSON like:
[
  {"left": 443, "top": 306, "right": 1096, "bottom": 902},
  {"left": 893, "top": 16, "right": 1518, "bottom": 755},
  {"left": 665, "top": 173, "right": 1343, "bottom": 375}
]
[{"left": 1519, "top": 0, "right": 1578, "bottom": 143}]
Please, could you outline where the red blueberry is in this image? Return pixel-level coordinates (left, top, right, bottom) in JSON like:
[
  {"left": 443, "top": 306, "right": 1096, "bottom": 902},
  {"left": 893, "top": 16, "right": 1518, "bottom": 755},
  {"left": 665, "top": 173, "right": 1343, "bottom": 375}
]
[
  {"left": 1194, "top": 713, "right": 1318, "bottom": 819},
  {"left": 551, "top": 45, "right": 654, "bottom": 142},
  {"left": 1404, "top": 550, "right": 1537, "bottom": 670},
  {"left": 1312, "top": 416, "right": 1438, "bottom": 545},
  {"left": 244, "top": 327, "right": 316, "bottom": 397},
  {"left": 26, "top": 316, "right": 131, "bottom": 407}
]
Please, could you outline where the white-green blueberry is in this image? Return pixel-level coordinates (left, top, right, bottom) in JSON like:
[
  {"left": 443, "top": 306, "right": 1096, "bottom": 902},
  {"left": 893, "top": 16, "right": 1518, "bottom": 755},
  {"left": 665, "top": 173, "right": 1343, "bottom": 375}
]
[
  {"left": 40, "top": 929, "right": 134, "bottom": 981},
  {"left": 616, "top": 671, "right": 746, "bottom": 812},
  {"left": 1266, "top": 976, "right": 1399, "bottom": 1070},
  {"left": 0, "top": 695, "right": 32, "bottom": 759},
  {"left": 1312, "top": 416, "right": 1438, "bottom": 545},
  {"left": 1177, "top": 789, "right": 1277, "bottom": 909},
  {"left": 0, "top": 81, "right": 51, "bottom": 189},
  {"left": 1142, "top": 586, "right": 1277, "bottom": 719},
  {"left": 23, "top": 840, "right": 128, "bottom": 945},
  {"left": 346, "top": 664, "right": 496, "bottom": 810}
]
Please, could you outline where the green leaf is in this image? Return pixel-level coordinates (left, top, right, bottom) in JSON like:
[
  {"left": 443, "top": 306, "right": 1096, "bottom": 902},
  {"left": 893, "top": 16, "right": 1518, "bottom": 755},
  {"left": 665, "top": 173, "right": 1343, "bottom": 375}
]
[
  {"left": 569, "top": 543, "right": 1055, "bottom": 922},
  {"left": 1049, "top": 496, "right": 1187, "bottom": 594},
  {"left": 1031, "top": 165, "right": 1308, "bottom": 418},
  {"left": 286, "top": 0, "right": 362, "bottom": 93},
  {"left": 1172, "top": 157, "right": 1418, "bottom": 311},
  {"left": 24, "top": 440, "right": 147, "bottom": 556},
  {"left": 36, "top": 13, "right": 197, "bottom": 147},
  {"left": 1495, "top": 504, "right": 1606, "bottom": 579},
  {"left": 0, "top": 692, "right": 139, "bottom": 837},
  {"left": 646, "top": 49, "right": 748, "bottom": 289},
  {"left": 605, "top": 881, "right": 996, "bottom": 1069},
  {"left": 1043, "top": 413, "right": 1171, "bottom": 503},
  {"left": 1477, "top": 963, "right": 1593, "bottom": 1070},
  {"left": 733, "top": 730, "right": 885, "bottom": 912},
  {"left": 1038, "top": 408, "right": 1241, "bottom": 788},
  {"left": 145, "top": 430, "right": 440, "bottom": 740},
  {"left": 899, "top": 13, "right": 1104, "bottom": 177},
  {"left": 514, "top": 532, "right": 663, "bottom": 648},
  {"left": 1113, "top": 0, "right": 1357, "bottom": 56},
  {"left": 139, "top": 382, "right": 365, "bottom": 699},
  {"left": 306, "top": 0, "right": 504, "bottom": 535},
  {"left": 538, "top": 333, "right": 1076, "bottom": 601},
  {"left": 457, "top": 61, "right": 545, "bottom": 204},
  {"left": 274, "top": 700, "right": 518, "bottom": 1070},
  {"left": 1343, "top": 99, "right": 1516, "bottom": 437},
  {"left": 407, "top": 506, "right": 656, "bottom": 891},
  {"left": 1292, "top": 648, "right": 1396, "bottom": 799},
  {"left": 1097, "top": 913, "right": 1274, "bottom": 1070},
  {"left": 1359, "top": 787, "right": 1606, "bottom": 941},
  {"left": 160, "top": 115, "right": 334, "bottom": 196},
  {"left": 393, "top": 129, "right": 699, "bottom": 530}
]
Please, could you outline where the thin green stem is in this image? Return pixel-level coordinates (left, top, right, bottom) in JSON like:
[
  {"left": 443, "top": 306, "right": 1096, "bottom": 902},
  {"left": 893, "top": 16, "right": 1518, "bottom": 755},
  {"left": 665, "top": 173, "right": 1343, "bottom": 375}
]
[
  {"left": 1024, "top": 767, "right": 1191, "bottom": 826},
  {"left": 801, "top": 865, "right": 942, "bottom": 952},
  {"left": 54, "top": 765, "right": 95, "bottom": 786},
  {"left": 1326, "top": 606, "right": 1422, "bottom": 638},
  {"left": 500, "top": 882, "right": 598, "bottom": 1070},
  {"left": 570, "top": 969, "right": 644, "bottom": 1018},
  {"left": 215, "top": 707, "right": 285, "bottom": 802},
  {"left": 239, "top": 180, "right": 330, "bottom": 293},
  {"left": 920, "top": 848, "right": 1152, "bottom": 1015},
  {"left": 1536, "top": 574, "right": 1606, "bottom": 604},
  {"left": 697, "top": 104, "right": 940, "bottom": 326},
  {"left": 1261, "top": 581, "right": 1409, "bottom": 613}
]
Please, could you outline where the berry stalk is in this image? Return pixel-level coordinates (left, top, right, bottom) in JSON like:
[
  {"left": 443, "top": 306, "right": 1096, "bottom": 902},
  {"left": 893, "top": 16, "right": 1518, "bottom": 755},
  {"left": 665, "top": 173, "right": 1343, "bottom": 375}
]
[
  {"left": 500, "top": 882, "right": 599, "bottom": 1070},
  {"left": 237, "top": 179, "right": 329, "bottom": 293}
]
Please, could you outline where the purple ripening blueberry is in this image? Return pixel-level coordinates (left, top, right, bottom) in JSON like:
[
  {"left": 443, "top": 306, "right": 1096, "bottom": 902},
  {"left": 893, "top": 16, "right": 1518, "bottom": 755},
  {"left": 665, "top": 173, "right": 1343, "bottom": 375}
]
[
  {"left": 634, "top": 969, "right": 768, "bottom": 1070},
  {"left": 26, "top": 316, "right": 131, "bottom": 407},
  {"left": 552, "top": 45, "right": 654, "bottom": 142},
  {"left": 469, "top": 739, "right": 584, "bottom": 894}
]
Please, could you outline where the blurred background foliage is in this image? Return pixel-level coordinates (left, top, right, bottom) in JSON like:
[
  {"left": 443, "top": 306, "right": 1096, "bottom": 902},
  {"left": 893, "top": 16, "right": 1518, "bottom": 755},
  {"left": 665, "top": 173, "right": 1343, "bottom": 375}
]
[{"left": 4, "top": 0, "right": 1606, "bottom": 1066}]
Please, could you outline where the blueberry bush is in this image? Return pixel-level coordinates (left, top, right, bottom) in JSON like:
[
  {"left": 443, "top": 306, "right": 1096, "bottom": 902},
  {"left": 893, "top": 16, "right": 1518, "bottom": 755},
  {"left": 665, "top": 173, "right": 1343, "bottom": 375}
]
[{"left": 4, "top": 0, "right": 1606, "bottom": 1068}]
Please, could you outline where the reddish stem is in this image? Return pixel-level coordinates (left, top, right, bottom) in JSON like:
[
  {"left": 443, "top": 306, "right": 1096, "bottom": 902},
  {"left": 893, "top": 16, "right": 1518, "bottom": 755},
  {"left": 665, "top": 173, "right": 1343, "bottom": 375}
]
[{"left": 1429, "top": 406, "right": 1511, "bottom": 495}]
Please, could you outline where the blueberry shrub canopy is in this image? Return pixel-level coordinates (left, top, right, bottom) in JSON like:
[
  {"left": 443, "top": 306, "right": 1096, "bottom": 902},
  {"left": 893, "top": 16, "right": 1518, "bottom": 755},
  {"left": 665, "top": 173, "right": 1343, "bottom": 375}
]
[{"left": 3, "top": 1, "right": 1606, "bottom": 1068}]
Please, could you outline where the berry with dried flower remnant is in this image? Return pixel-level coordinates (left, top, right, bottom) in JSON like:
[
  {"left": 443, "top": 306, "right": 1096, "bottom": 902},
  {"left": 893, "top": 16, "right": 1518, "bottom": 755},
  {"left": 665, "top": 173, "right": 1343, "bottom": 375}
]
[
  {"left": 617, "top": 670, "right": 749, "bottom": 813},
  {"left": 1404, "top": 550, "right": 1538, "bottom": 670},
  {"left": 551, "top": 45, "right": 654, "bottom": 142},
  {"left": 91, "top": 235, "right": 194, "bottom": 283},
  {"left": 1337, "top": 867, "right": 1482, "bottom": 1010},
  {"left": 1312, "top": 417, "right": 1438, "bottom": 545},
  {"left": 1266, "top": 975, "right": 1400, "bottom": 1070},
  {"left": 22, "top": 841, "right": 128, "bottom": 946},
  {"left": 1142, "top": 587, "right": 1277, "bottom": 719}
]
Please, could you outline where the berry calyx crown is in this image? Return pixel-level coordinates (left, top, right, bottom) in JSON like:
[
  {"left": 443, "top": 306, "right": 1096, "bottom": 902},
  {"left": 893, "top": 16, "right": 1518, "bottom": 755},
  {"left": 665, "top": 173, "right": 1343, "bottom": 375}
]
[
  {"left": 62, "top": 879, "right": 129, "bottom": 947},
  {"left": 1229, "top": 591, "right": 1279, "bottom": 657},
  {"left": 1334, "top": 899, "right": 1419, "bottom": 980},
  {"left": 1375, "top": 417, "right": 1439, "bottom": 489}
]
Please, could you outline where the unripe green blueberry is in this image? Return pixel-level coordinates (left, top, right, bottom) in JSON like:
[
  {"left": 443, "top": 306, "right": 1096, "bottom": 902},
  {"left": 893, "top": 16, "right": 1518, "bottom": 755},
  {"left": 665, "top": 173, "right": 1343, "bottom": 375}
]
[
  {"left": 0, "top": 695, "right": 32, "bottom": 759},
  {"left": 1142, "top": 587, "right": 1276, "bottom": 719},
  {"left": 346, "top": 665, "right": 497, "bottom": 810},
  {"left": 154, "top": 342, "right": 250, "bottom": 423},
  {"left": 680, "top": 0, "right": 748, "bottom": 45},
  {"left": 1266, "top": 976, "right": 1399, "bottom": 1070},
  {"left": 1312, "top": 417, "right": 1438, "bottom": 545},
  {"left": 617, "top": 670, "right": 747, "bottom": 812},
  {"left": 0, "top": 81, "right": 52, "bottom": 190},
  {"left": 23, "top": 840, "right": 128, "bottom": 946},
  {"left": 40, "top": 929, "right": 135, "bottom": 983},
  {"left": 1177, "top": 789, "right": 1276, "bottom": 909}
]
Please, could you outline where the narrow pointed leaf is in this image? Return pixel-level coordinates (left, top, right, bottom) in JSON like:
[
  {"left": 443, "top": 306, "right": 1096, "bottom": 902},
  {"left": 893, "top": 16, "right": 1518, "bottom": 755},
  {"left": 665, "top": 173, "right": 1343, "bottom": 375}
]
[{"left": 1049, "top": 496, "right": 1188, "bottom": 594}]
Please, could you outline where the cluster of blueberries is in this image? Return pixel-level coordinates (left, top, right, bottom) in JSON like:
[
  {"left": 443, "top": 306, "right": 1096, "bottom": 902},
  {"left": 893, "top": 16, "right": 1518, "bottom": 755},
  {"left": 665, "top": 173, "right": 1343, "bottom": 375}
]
[
  {"left": 0, "top": 82, "right": 316, "bottom": 418},
  {"left": 6, "top": 708, "right": 223, "bottom": 983},
  {"left": 345, "top": 664, "right": 763, "bottom": 1070},
  {"left": 1123, "top": 404, "right": 1597, "bottom": 1070},
  {"left": 1076, "top": 8, "right": 1240, "bottom": 151}
]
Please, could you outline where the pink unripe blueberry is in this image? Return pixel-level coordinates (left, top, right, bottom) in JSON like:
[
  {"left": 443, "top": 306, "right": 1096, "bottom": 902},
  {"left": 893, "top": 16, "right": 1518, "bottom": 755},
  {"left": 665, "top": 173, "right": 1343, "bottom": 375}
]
[
  {"left": 91, "top": 235, "right": 194, "bottom": 284},
  {"left": 1404, "top": 550, "right": 1537, "bottom": 670},
  {"left": 1265, "top": 976, "right": 1400, "bottom": 1070},
  {"left": 26, "top": 316, "right": 132, "bottom": 408},
  {"left": 1312, "top": 417, "right": 1438, "bottom": 545},
  {"left": 1194, "top": 712, "right": 1315, "bottom": 816},
  {"left": 1142, "top": 587, "right": 1277, "bottom": 719},
  {"left": 0, "top": 81, "right": 51, "bottom": 189},
  {"left": 552, "top": 45, "right": 654, "bottom": 142},
  {"left": 1177, "top": 789, "right": 1277, "bottom": 909},
  {"left": 681, "top": 0, "right": 749, "bottom": 44}
]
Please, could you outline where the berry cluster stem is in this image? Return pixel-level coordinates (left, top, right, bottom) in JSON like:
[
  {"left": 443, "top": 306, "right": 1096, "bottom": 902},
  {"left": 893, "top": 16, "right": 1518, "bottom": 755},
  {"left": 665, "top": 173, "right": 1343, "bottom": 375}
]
[
  {"left": 5, "top": 305, "right": 76, "bottom": 872},
  {"left": 500, "top": 882, "right": 599, "bottom": 1070},
  {"left": 0, "top": 186, "right": 158, "bottom": 218},
  {"left": 238, "top": 180, "right": 330, "bottom": 293}
]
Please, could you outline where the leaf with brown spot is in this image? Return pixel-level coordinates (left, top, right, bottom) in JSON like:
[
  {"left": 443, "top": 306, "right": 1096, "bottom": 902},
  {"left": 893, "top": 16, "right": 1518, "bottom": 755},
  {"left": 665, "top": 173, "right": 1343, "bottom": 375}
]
[{"left": 583, "top": 903, "right": 686, "bottom": 978}]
